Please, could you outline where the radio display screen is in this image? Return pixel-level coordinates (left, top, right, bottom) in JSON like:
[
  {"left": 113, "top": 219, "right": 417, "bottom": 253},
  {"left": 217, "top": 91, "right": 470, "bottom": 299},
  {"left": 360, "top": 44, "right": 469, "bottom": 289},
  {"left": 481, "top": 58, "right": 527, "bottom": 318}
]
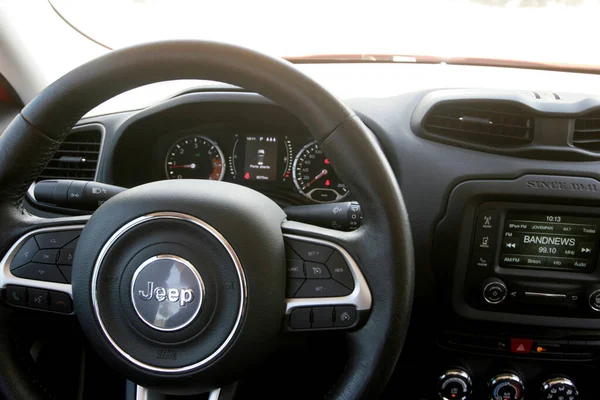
[{"left": 500, "top": 213, "right": 600, "bottom": 272}]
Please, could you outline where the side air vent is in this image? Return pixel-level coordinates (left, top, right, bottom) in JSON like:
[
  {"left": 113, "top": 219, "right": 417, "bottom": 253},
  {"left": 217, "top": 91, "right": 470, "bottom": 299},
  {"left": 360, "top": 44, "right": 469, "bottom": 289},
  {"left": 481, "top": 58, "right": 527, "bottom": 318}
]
[
  {"left": 573, "top": 111, "right": 600, "bottom": 151},
  {"left": 37, "top": 126, "right": 103, "bottom": 181},
  {"left": 423, "top": 101, "right": 534, "bottom": 145}
]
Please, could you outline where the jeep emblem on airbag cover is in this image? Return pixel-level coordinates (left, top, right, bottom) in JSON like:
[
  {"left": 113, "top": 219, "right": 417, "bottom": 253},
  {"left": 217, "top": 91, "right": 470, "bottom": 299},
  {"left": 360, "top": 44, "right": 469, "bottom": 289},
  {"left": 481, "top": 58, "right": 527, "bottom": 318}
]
[{"left": 131, "top": 255, "right": 204, "bottom": 331}]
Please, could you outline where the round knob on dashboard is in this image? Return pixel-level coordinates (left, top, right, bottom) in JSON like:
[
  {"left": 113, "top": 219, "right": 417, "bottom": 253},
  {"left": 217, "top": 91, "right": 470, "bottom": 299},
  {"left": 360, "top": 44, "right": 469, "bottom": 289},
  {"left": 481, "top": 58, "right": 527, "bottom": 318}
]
[
  {"left": 488, "top": 373, "right": 524, "bottom": 400},
  {"left": 541, "top": 376, "right": 578, "bottom": 400},
  {"left": 481, "top": 277, "right": 507, "bottom": 305},
  {"left": 588, "top": 288, "right": 600, "bottom": 311},
  {"left": 438, "top": 368, "right": 472, "bottom": 400}
]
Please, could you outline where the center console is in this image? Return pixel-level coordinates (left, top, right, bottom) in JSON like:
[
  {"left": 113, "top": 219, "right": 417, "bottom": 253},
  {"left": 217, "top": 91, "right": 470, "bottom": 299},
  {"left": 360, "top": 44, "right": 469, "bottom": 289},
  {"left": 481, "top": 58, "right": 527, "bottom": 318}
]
[{"left": 428, "top": 175, "right": 600, "bottom": 400}]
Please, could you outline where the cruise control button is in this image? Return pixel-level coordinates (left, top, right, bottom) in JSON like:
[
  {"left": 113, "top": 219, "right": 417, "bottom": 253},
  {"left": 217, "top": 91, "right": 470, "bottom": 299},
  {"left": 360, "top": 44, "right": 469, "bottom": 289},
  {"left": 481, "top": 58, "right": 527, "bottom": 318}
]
[
  {"left": 289, "top": 308, "right": 311, "bottom": 329},
  {"left": 286, "top": 260, "right": 305, "bottom": 279},
  {"left": 296, "top": 279, "right": 352, "bottom": 298},
  {"left": 58, "top": 265, "right": 72, "bottom": 283},
  {"left": 285, "top": 239, "right": 333, "bottom": 263},
  {"left": 5, "top": 285, "right": 27, "bottom": 307},
  {"left": 285, "top": 243, "right": 302, "bottom": 260},
  {"left": 305, "top": 262, "right": 331, "bottom": 279},
  {"left": 35, "top": 230, "right": 80, "bottom": 249},
  {"left": 49, "top": 291, "right": 73, "bottom": 313},
  {"left": 312, "top": 307, "right": 334, "bottom": 328},
  {"left": 326, "top": 251, "right": 354, "bottom": 289},
  {"left": 32, "top": 249, "right": 59, "bottom": 264},
  {"left": 27, "top": 288, "right": 49, "bottom": 310},
  {"left": 12, "top": 263, "right": 67, "bottom": 283},
  {"left": 334, "top": 306, "right": 356, "bottom": 327},
  {"left": 10, "top": 238, "right": 39, "bottom": 270},
  {"left": 57, "top": 247, "right": 76, "bottom": 266},
  {"left": 286, "top": 278, "right": 305, "bottom": 297}
]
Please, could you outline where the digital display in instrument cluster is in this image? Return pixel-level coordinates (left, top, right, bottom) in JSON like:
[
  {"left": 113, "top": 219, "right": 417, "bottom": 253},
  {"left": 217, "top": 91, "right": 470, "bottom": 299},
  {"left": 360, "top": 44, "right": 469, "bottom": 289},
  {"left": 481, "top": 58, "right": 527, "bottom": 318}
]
[{"left": 243, "top": 136, "right": 278, "bottom": 181}]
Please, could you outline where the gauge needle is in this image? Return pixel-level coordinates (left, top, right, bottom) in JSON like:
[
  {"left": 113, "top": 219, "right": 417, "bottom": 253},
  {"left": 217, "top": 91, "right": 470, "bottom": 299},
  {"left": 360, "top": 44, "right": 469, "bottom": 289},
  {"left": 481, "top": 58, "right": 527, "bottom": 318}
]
[
  {"left": 304, "top": 169, "right": 328, "bottom": 189},
  {"left": 169, "top": 163, "right": 196, "bottom": 169}
]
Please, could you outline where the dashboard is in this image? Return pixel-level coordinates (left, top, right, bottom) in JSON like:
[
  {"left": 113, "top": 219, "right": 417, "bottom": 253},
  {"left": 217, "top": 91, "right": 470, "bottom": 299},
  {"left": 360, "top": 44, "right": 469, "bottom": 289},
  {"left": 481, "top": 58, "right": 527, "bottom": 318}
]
[
  {"left": 13, "top": 65, "right": 600, "bottom": 399},
  {"left": 108, "top": 93, "right": 350, "bottom": 206}
]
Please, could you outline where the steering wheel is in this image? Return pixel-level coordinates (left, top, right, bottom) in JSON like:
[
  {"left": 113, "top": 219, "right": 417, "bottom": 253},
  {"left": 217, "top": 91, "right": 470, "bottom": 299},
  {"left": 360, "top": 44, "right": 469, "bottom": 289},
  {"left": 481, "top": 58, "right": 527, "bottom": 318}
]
[{"left": 0, "top": 41, "right": 414, "bottom": 399}]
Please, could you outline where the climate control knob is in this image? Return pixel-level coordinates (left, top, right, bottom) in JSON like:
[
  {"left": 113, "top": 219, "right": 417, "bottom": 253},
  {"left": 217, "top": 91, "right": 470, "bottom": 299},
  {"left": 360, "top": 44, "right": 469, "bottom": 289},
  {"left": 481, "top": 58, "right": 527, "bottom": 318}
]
[
  {"left": 488, "top": 373, "right": 524, "bottom": 400},
  {"left": 438, "top": 369, "right": 472, "bottom": 400},
  {"left": 541, "top": 377, "right": 578, "bottom": 400}
]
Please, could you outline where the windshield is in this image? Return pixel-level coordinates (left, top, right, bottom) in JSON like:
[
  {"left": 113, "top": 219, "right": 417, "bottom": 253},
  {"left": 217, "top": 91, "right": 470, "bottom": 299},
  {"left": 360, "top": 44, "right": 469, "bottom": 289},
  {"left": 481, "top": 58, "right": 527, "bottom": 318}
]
[{"left": 50, "top": 0, "right": 600, "bottom": 70}]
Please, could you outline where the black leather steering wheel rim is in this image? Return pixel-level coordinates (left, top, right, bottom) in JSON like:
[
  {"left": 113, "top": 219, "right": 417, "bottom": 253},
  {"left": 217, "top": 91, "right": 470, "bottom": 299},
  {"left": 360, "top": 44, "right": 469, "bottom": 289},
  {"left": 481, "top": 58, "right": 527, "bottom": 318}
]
[{"left": 0, "top": 41, "right": 414, "bottom": 399}]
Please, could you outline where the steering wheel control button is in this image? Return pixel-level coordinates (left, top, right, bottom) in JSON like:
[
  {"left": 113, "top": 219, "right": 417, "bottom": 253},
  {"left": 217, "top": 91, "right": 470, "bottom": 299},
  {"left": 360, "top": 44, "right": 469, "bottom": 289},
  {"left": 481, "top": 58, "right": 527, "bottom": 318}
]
[
  {"left": 32, "top": 249, "right": 59, "bottom": 264},
  {"left": 334, "top": 306, "right": 356, "bottom": 327},
  {"left": 27, "top": 288, "right": 49, "bottom": 310},
  {"left": 305, "top": 262, "right": 331, "bottom": 279},
  {"left": 326, "top": 251, "right": 355, "bottom": 289},
  {"left": 131, "top": 255, "right": 204, "bottom": 332},
  {"left": 286, "top": 260, "right": 305, "bottom": 279},
  {"left": 286, "top": 278, "right": 305, "bottom": 297},
  {"left": 312, "top": 306, "right": 334, "bottom": 328},
  {"left": 5, "top": 285, "right": 27, "bottom": 307},
  {"left": 58, "top": 265, "right": 73, "bottom": 283},
  {"left": 12, "top": 263, "right": 67, "bottom": 283},
  {"left": 49, "top": 291, "right": 73, "bottom": 313},
  {"left": 289, "top": 307, "right": 311, "bottom": 329},
  {"left": 285, "top": 239, "right": 333, "bottom": 263},
  {"left": 10, "top": 237, "right": 39, "bottom": 270},
  {"left": 296, "top": 279, "right": 352, "bottom": 298},
  {"left": 34, "top": 230, "right": 80, "bottom": 249},
  {"left": 58, "top": 246, "right": 76, "bottom": 265},
  {"left": 285, "top": 243, "right": 302, "bottom": 260}
]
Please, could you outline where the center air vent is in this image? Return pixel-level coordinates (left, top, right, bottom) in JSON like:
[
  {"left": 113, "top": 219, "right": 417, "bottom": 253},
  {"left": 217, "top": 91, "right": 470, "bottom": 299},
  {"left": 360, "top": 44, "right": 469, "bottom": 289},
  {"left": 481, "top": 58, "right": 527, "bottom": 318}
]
[
  {"left": 37, "top": 126, "right": 103, "bottom": 182},
  {"left": 422, "top": 101, "right": 534, "bottom": 146},
  {"left": 573, "top": 111, "right": 600, "bottom": 151}
]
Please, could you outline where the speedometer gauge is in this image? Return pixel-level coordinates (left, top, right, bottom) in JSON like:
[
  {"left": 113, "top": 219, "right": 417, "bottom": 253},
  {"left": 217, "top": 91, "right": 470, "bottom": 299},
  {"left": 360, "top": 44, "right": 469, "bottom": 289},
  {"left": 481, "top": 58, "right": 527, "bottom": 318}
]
[
  {"left": 165, "top": 136, "right": 225, "bottom": 180},
  {"left": 292, "top": 141, "right": 349, "bottom": 202}
]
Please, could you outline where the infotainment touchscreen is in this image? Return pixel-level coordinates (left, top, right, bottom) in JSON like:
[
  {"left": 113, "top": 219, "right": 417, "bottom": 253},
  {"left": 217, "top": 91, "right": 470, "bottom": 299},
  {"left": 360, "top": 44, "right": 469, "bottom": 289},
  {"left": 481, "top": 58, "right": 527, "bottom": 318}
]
[{"left": 499, "top": 213, "right": 600, "bottom": 272}]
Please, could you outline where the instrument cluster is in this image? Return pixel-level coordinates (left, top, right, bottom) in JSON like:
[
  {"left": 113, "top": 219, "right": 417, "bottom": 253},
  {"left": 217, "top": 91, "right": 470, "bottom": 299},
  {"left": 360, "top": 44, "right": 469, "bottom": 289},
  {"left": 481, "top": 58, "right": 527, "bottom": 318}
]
[{"left": 162, "top": 132, "right": 349, "bottom": 203}]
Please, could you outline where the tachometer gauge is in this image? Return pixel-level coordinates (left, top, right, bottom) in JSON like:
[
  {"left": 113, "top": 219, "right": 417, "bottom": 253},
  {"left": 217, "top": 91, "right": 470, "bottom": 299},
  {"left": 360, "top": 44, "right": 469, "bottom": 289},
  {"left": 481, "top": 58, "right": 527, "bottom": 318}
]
[
  {"left": 292, "top": 141, "right": 349, "bottom": 202},
  {"left": 165, "top": 136, "right": 225, "bottom": 180}
]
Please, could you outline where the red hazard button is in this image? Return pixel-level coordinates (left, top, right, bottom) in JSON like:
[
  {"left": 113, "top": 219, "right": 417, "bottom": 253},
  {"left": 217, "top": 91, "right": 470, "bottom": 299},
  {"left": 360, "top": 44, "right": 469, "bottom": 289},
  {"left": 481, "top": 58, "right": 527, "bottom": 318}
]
[{"left": 510, "top": 338, "right": 533, "bottom": 354}]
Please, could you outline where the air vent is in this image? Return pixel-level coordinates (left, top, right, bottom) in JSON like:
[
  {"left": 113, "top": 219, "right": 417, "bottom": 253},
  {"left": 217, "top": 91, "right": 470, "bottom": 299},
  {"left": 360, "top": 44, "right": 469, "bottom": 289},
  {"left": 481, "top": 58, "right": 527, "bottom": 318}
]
[
  {"left": 37, "top": 127, "right": 102, "bottom": 181},
  {"left": 423, "top": 101, "right": 534, "bottom": 145},
  {"left": 573, "top": 111, "right": 600, "bottom": 151}
]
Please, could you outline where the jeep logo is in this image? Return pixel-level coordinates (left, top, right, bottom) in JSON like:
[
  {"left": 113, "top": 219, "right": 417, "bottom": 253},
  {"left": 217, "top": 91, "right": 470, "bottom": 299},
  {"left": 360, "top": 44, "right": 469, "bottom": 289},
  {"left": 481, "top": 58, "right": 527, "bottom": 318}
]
[
  {"left": 131, "top": 255, "right": 204, "bottom": 331},
  {"left": 138, "top": 281, "right": 194, "bottom": 307}
]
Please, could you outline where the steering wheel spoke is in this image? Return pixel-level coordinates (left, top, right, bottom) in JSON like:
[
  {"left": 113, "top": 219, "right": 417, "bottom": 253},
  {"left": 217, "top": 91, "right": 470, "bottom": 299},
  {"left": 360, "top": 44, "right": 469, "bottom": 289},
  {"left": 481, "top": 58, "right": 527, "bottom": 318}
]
[
  {"left": 281, "top": 220, "right": 372, "bottom": 332},
  {"left": 0, "top": 216, "right": 87, "bottom": 315}
]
